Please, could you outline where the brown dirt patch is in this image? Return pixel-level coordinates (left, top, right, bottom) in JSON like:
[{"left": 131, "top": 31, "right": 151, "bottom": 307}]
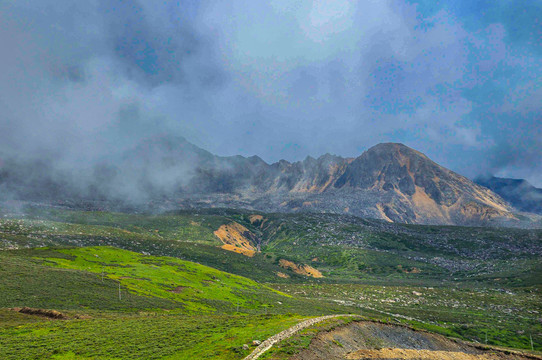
[
  {"left": 249, "top": 215, "right": 264, "bottom": 224},
  {"left": 214, "top": 222, "right": 258, "bottom": 257},
  {"left": 278, "top": 259, "right": 323, "bottom": 278},
  {"left": 346, "top": 348, "right": 530, "bottom": 359},
  {"left": 169, "top": 286, "right": 188, "bottom": 293},
  {"left": 17, "top": 307, "right": 68, "bottom": 319},
  {"left": 221, "top": 244, "right": 255, "bottom": 257}
]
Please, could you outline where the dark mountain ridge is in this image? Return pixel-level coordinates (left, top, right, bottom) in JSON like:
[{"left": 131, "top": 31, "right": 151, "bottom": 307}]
[{"left": 475, "top": 176, "right": 542, "bottom": 215}]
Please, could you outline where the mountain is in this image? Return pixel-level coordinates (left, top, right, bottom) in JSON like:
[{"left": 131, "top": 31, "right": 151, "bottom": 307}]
[
  {"left": 475, "top": 176, "right": 542, "bottom": 215},
  {"left": 235, "top": 142, "right": 516, "bottom": 226},
  {"left": 0, "top": 136, "right": 528, "bottom": 226}
]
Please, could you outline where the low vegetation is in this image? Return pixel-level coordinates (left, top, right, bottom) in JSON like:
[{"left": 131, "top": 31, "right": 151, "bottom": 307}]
[
  {"left": 0, "top": 206, "right": 541, "bottom": 358},
  {"left": 272, "top": 283, "right": 542, "bottom": 352},
  {"left": 0, "top": 312, "right": 305, "bottom": 359}
]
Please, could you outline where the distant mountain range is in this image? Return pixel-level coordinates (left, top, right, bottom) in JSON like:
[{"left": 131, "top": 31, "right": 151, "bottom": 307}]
[
  {"left": 475, "top": 176, "right": 542, "bottom": 215},
  {"left": 0, "top": 136, "right": 540, "bottom": 227}
]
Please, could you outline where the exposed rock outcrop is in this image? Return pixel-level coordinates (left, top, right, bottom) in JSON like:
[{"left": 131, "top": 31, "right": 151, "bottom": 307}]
[
  {"left": 278, "top": 259, "right": 323, "bottom": 278},
  {"left": 214, "top": 222, "right": 259, "bottom": 257}
]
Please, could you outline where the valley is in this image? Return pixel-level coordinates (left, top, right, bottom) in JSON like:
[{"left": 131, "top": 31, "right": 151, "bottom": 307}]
[
  {"left": 3, "top": 1, "right": 541, "bottom": 358},
  {"left": 0, "top": 206, "right": 540, "bottom": 358}
]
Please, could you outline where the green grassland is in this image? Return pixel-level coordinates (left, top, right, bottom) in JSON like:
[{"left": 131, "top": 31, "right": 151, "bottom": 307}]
[
  {"left": 0, "top": 246, "right": 366, "bottom": 359},
  {"left": 0, "top": 210, "right": 306, "bottom": 283},
  {"left": 0, "top": 246, "right": 358, "bottom": 316},
  {"left": 35, "top": 246, "right": 285, "bottom": 313},
  {"left": 1, "top": 206, "right": 541, "bottom": 358},
  {"left": 0, "top": 312, "right": 305, "bottom": 360}
]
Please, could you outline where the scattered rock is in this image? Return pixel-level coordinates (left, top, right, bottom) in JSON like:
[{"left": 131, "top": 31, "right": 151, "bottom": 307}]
[
  {"left": 252, "top": 340, "right": 261, "bottom": 346},
  {"left": 242, "top": 344, "right": 249, "bottom": 350}
]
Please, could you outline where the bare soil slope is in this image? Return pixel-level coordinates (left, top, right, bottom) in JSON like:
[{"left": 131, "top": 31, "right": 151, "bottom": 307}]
[{"left": 292, "top": 321, "right": 540, "bottom": 360}]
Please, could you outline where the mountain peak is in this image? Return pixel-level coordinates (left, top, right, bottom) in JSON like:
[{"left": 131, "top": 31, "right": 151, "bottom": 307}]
[
  {"left": 335, "top": 142, "right": 436, "bottom": 192},
  {"left": 368, "top": 142, "right": 409, "bottom": 150},
  {"left": 329, "top": 141, "right": 514, "bottom": 224},
  {"left": 365, "top": 142, "right": 429, "bottom": 161}
]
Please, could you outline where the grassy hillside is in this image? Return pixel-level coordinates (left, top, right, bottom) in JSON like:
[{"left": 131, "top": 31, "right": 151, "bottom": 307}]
[
  {"left": 0, "top": 312, "right": 305, "bottom": 360},
  {"left": 0, "top": 247, "right": 178, "bottom": 311},
  {"left": 231, "top": 211, "right": 542, "bottom": 286},
  {"left": 33, "top": 246, "right": 285, "bottom": 313},
  {"left": 0, "top": 246, "right": 366, "bottom": 359},
  {"left": 0, "top": 210, "right": 303, "bottom": 283},
  {"left": 2, "top": 207, "right": 541, "bottom": 286},
  {"left": 0, "top": 246, "right": 356, "bottom": 316}
]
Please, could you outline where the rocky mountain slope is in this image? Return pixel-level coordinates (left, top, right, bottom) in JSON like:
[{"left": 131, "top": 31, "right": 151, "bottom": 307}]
[
  {"left": 182, "top": 140, "right": 519, "bottom": 226},
  {"left": 242, "top": 142, "right": 514, "bottom": 226},
  {"left": 0, "top": 136, "right": 531, "bottom": 226}
]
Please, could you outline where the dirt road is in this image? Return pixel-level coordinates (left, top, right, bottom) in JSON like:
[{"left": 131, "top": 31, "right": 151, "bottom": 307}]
[{"left": 243, "top": 314, "right": 360, "bottom": 360}]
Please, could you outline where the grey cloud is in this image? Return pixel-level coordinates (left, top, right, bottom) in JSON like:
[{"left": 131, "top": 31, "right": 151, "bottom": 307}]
[
  {"left": 101, "top": 0, "right": 221, "bottom": 88},
  {"left": 0, "top": 0, "right": 541, "bottom": 193}
]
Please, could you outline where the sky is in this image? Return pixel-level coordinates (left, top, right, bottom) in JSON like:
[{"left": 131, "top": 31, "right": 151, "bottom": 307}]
[{"left": 1, "top": 0, "right": 541, "bottom": 186}]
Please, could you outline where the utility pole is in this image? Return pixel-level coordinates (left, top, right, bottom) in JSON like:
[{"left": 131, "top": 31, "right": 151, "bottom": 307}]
[
  {"left": 118, "top": 282, "right": 122, "bottom": 301},
  {"left": 485, "top": 330, "right": 488, "bottom": 344},
  {"left": 531, "top": 334, "right": 534, "bottom": 351}
]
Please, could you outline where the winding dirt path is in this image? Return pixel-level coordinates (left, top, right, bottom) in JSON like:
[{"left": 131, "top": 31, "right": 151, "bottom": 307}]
[{"left": 243, "top": 314, "right": 360, "bottom": 360}]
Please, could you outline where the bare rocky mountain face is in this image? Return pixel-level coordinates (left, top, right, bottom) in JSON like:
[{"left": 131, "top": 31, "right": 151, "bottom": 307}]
[{"left": 0, "top": 136, "right": 537, "bottom": 226}]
